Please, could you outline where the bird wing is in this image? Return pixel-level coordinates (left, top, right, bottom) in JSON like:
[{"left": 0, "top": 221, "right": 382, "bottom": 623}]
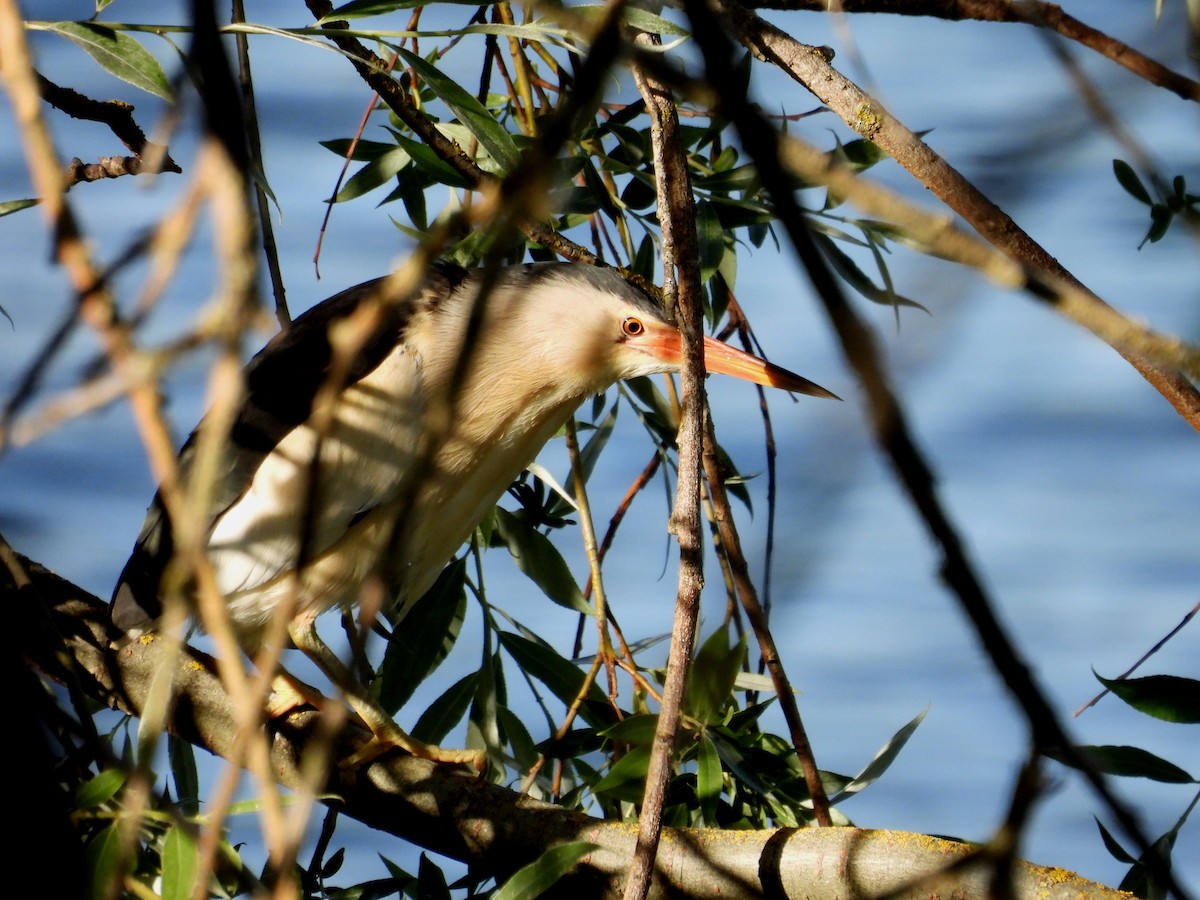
[{"left": 111, "top": 262, "right": 470, "bottom": 634}]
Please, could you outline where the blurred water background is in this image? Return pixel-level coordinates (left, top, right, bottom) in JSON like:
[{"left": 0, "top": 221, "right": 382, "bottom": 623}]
[{"left": 2, "top": 0, "right": 1197, "bottom": 892}]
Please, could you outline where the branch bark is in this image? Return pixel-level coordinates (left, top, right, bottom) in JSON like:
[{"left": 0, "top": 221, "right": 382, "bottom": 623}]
[{"left": 9, "top": 548, "right": 1135, "bottom": 900}]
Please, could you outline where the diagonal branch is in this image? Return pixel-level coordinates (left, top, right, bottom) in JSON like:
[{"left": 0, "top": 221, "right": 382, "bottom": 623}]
[{"left": 10, "top": 549, "right": 1137, "bottom": 900}]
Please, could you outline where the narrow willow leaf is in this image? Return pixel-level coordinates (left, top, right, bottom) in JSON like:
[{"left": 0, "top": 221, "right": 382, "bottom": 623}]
[
  {"left": 697, "top": 732, "right": 723, "bottom": 825},
  {"left": 695, "top": 200, "right": 726, "bottom": 286},
  {"left": 334, "top": 145, "right": 412, "bottom": 202},
  {"left": 1096, "top": 673, "right": 1200, "bottom": 723},
  {"left": 497, "top": 631, "right": 609, "bottom": 723},
  {"left": 83, "top": 823, "right": 123, "bottom": 899},
  {"left": 825, "top": 708, "right": 927, "bottom": 804},
  {"left": 411, "top": 671, "right": 478, "bottom": 745},
  {"left": 494, "top": 508, "right": 590, "bottom": 614},
  {"left": 1047, "top": 745, "right": 1195, "bottom": 784},
  {"left": 683, "top": 627, "right": 746, "bottom": 724},
  {"left": 590, "top": 744, "right": 652, "bottom": 799},
  {"left": 396, "top": 47, "right": 520, "bottom": 173},
  {"left": 75, "top": 768, "right": 127, "bottom": 809},
  {"left": 0, "top": 199, "right": 38, "bottom": 217},
  {"left": 1095, "top": 818, "right": 1137, "bottom": 864},
  {"left": 45, "top": 22, "right": 172, "bottom": 100},
  {"left": 161, "top": 826, "right": 200, "bottom": 900},
  {"left": 598, "top": 713, "right": 659, "bottom": 746},
  {"left": 168, "top": 734, "right": 199, "bottom": 817},
  {"left": 379, "top": 559, "right": 468, "bottom": 714},
  {"left": 493, "top": 842, "right": 601, "bottom": 900}
]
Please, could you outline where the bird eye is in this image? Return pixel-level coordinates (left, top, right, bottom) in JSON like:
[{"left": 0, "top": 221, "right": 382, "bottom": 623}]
[{"left": 622, "top": 317, "right": 644, "bottom": 337}]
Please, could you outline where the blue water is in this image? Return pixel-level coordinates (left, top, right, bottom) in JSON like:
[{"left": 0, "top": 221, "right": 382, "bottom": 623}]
[{"left": 2, "top": 1, "right": 1196, "bottom": 893}]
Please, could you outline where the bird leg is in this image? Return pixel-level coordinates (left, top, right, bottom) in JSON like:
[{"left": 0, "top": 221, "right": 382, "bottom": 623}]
[{"left": 285, "top": 611, "right": 486, "bottom": 772}]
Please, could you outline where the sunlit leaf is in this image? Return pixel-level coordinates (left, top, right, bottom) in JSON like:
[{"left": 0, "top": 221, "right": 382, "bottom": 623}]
[
  {"left": 599, "top": 713, "right": 659, "bottom": 746},
  {"left": 161, "top": 826, "right": 200, "bottom": 900},
  {"left": 0, "top": 198, "right": 37, "bottom": 217},
  {"left": 83, "top": 823, "right": 123, "bottom": 899},
  {"left": 397, "top": 48, "right": 520, "bottom": 174},
  {"left": 334, "top": 146, "right": 412, "bottom": 202},
  {"left": 44, "top": 22, "right": 172, "bottom": 100},
  {"left": 493, "top": 842, "right": 601, "bottom": 900},
  {"left": 75, "top": 768, "right": 126, "bottom": 809}
]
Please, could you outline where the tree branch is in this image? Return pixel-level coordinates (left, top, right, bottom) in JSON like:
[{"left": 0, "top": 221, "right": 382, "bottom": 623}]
[{"left": 9, "top": 549, "right": 1136, "bottom": 900}]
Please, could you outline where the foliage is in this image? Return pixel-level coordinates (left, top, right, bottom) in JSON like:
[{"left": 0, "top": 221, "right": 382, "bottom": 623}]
[{"left": 3, "top": 0, "right": 1197, "bottom": 898}]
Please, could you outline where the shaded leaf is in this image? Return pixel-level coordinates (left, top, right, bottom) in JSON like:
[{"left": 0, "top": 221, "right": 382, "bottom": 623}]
[
  {"left": 598, "top": 713, "right": 659, "bottom": 746},
  {"left": 590, "top": 744, "right": 651, "bottom": 799},
  {"left": 417, "top": 853, "right": 451, "bottom": 900},
  {"left": 411, "top": 671, "right": 478, "bottom": 745},
  {"left": 1096, "top": 673, "right": 1200, "bottom": 723},
  {"left": 1047, "top": 745, "right": 1194, "bottom": 784},
  {"left": 683, "top": 627, "right": 746, "bottom": 724},
  {"left": 169, "top": 734, "right": 199, "bottom": 816},
  {"left": 696, "top": 732, "right": 723, "bottom": 825},
  {"left": 498, "top": 631, "right": 609, "bottom": 725},
  {"left": 1113, "top": 159, "right": 1152, "bottom": 205},
  {"left": 379, "top": 559, "right": 468, "bottom": 714},
  {"left": 494, "top": 508, "right": 590, "bottom": 615},
  {"left": 826, "top": 708, "right": 927, "bottom": 804},
  {"left": 493, "top": 842, "right": 601, "bottom": 900}
]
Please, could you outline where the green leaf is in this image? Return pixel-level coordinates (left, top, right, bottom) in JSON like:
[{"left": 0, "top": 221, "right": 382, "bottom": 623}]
[
  {"left": 497, "top": 631, "right": 609, "bottom": 725},
  {"left": 0, "top": 198, "right": 38, "bottom": 217},
  {"left": 497, "top": 705, "right": 540, "bottom": 770},
  {"left": 334, "top": 145, "right": 413, "bottom": 202},
  {"left": 44, "top": 22, "right": 172, "bottom": 100},
  {"left": 1113, "top": 159, "right": 1152, "bottom": 205},
  {"left": 161, "top": 826, "right": 200, "bottom": 900},
  {"left": 590, "top": 744, "right": 651, "bottom": 799},
  {"left": 683, "top": 627, "right": 746, "bottom": 725},
  {"left": 494, "top": 508, "right": 590, "bottom": 615},
  {"left": 826, "top": 708, "right": 927, "bottom": 803},
  {"left": 696, "top": 732, "right": 723, "bottom": 825},
  {"left": 396, "top": 47, "right": 520, "bottom": 174},
  {"left": 598, "top": 713, "right": 660, "bottom": 746},
  {"left": 83, "top": 823, "right": 123, "bottom": 899},
  {"left": 386, "top": 130, "right": 474, "bottom": 188},
  {"left": 695, "top": 200, "right": 726, "bottom": 286},
  {"left": 1048, "top": 745, "right": 1195, "bottom": 783},
  {"left": 169, "top": 734, "right": 199, "bottom": 816},
  {"left": 815, "top": 233, "right": 928, "bottom": 313},
  {"left": 1095, "top": 818, "right": 1137, "bottom": 864},
  {"left": 417, "top": 853, "right": 451, "bottom": 900},
  {"left": 1096, "top": 673, "right": 1200, "bottom": 723},
  {"left": 379, "top": 559, "right": 468, "bottom": 714},
  {"left": 75, "top": 768, "right": 127, "bottom": 809},
  {"left": 411, "top": 671, "right": 478, "bottom": 745},
  {"left": 492, "top": 842, "right": 601, "bottom": 900}
]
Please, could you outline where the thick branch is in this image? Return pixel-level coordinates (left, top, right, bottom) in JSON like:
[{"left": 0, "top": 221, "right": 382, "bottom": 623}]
[{"left": 9, "top": 550, "right": 1132, "bottom": 900}]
